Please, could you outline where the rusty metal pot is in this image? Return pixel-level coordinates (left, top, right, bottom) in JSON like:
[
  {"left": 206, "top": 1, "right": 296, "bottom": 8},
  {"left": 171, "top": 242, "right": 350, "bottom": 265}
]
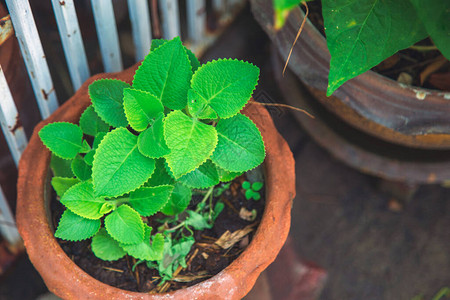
[{"left": 16, "top": 63, "right": 295, "bottom": 299}]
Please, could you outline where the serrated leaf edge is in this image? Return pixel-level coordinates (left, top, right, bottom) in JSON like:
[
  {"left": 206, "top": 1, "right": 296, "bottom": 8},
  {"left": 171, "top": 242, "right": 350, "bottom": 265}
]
[
  {"left": 91, "top": 128, "right": 156, "bottom": 198},
  {"left": 212, "top": 114, "right": 266, "bottom": 173},
  {"left": 163, "top": 112, "right": 218, "bottom": 179},
  {"left": 39, "top": 122, "right": 83, "bottom": 160},
  {"left": 191, "top": 58, "right": 260, "bottom": 119},
  {"left": 130, "top": 184, "right": 174, "bottom": 217},
  {"left": 88, "top": 78, "right": 130, "bottom": 128},
  {"left": 179, "top": 162, "right": 220, "bottom": 189},
  {"left": 104, "top": 204, "right": 145, "bottom": 245},
  {"left": 55, "top": 210, "right": 101, "bottom": 242}
]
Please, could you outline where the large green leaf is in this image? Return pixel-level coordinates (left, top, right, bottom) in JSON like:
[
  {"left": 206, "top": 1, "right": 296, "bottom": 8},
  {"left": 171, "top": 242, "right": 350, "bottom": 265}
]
[
  {"left": 60, "top": 181, "right": 108, "bottom": 219},
  {"left": 211, "top": 114, "right": 265, "bottom": 172},
  {"left": 84, "top": 132, "right": 107, "bottom": 166},
  {"left": 104, "top": 205, "right": 145, "bottom": 244},
  {"left": 129, "top": 185, "right": 174, "bottom": 216},
  {"left": 323, "top": 0, "right": 427, "bottom": 96},
  {"left": 191, "top": 59, "right": 259, "bottom": 118},
  {"left": 161, "top": 182, "right": 192, "bottom": 216},
  {"left": 137, "top": 113, "right": 170, "bottom": 158},
  {"left": 133, "top": 37, "right": 192, "bottom": 110},
  {"left": 91, "top": 228, "right": 126, "bottom": 261},
  {"left": 39, "top": 122, "right": 83, "bottom": 159},
  {"left": 92, "top": 128, "right": 155, "bottom": 198},
  {"left": 51, "top": 177, "right": 80, "bottom": 197},
  {"left": 89, "top": 79, "right": 130, "bottom": 127},
  {"left": 55, "top": 209, "right": 101, "bottom": 241},
  {"left": 79, "top": 105, "right": 109, "bottom": 136},
  {"left": 164, "top": 110, "right": 218, "bottom": 178},
  {"left": 409, "top": 0, "right": 450, "bottom": 60},
  {"left": 187, "top": 89, "right": 218, "bottom": 120},
  {"left": 179, "top": 160, "right": 219, "bottom": 189},
  {"left": 150, "top": 39, "right": 200, "bottom": 72},
  {"left": 123, "top": 88, "right": 164, "bottom": 132}
]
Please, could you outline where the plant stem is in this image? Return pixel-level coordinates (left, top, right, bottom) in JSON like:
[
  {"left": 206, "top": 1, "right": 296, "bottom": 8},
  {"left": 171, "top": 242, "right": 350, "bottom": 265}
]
[
  {"left": 195, "top": 186, "right": 214, "bottom": 213},
  {"left": 409, "top": 45, "right": 438, "bottom": 51}
]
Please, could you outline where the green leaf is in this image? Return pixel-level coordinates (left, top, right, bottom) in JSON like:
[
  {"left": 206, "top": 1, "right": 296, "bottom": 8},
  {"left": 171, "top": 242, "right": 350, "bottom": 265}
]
[
  {"left": 105, "top": 205, "right": 144, "bottom": 244},
  {"left": 191, "top": 59, "right": 259, "bottom": 118},
  {"left": 245, "top": 189, "right": 253, "bottom": 200},
  {"left": 216, "top": 166, "right": 242, "bottom": 182},
  {"left": 323, "top": 0, "right": 427, "bottom": 96},
  {"left": 253, "top": 192, "right": 261, "bottom": 201},
  {"left": 158, "top": 236, "right": 194, "bottom": 279},
  {"left": 84, "top": 132, "right": 107, "bottom": 166},
  {"left": 164, "top": 110, "right": 218, "bottom": 178},
  {"left": 39, "top": 122, "right": 83, "bottom": 159},
  {"left": 123, "top": 88, "right": 164, "bottom": 132},
  {"left": 79, "top": 105, "right": 109, "bottom": 136},
  {"left": 273, "top": 0, "right": 303, "bottom": 30},
  {"left": 89, "top": 79, "right": 130, "bottom": 127},
  {"left": 51, "top": 177, "right": 80, "bottom": 197},
  {"left": 185, "top": 210, "right": 212, "bottom": 230},
  {"left": 211, "top": 114, "right": 265, "bottom": 172},
  {"left": 242, "top": 181, "right": 251, "bottom": 190},
  {"left": 91, "top": 228, "right": 126, "bottom": 261},
  {"left": 138, "top": 113, "right": 170, "bottom": 158},
  {"left": 129, "top": 185, "right": 174, "bottom": 216},
  {"left": 187, "top": 89, "right": 218, "bottom": 120},
  {"left": 161, "top": 182, "right": 192, "bottom": 215},
  {"left": 252, "top": 182, "right": 263, "bottom": 191},
  {"left": 120, "top": 225, "right": 164, "bottom": 261},
  {"left": 409, "top": 0, "right": 450, "bottom": 60},
  {"left": 50, "top": 154, "right": 74, "bottom": 178},
  {"left": 133, "top": 37, "right": 192, "bottom": 110},
  {"left": 179, "top": 160, "right": 219, "bottom": 189},
  {"left": 61, "top": 181, "right": 107, "bottom": 219},
  {"left": 55, "top": 209, "right": 101, "bottom": 241},
  {"left": 150, "top": 39, "right": 200, "bottom": 72},
  {"left": 80, "top": 140, "right": 91, "bottom": 154},
  {"left": 145, "top": 159, "right": 175, "bottom": 187},
  {"left": 71, "top": 155, "right": 92, "bottom": 181},
  {"left": 92, "top": 128, "right": 156, "bottom": 198},
  {"left": 213, "top": 202, "right": 224, "bottom": 221}
]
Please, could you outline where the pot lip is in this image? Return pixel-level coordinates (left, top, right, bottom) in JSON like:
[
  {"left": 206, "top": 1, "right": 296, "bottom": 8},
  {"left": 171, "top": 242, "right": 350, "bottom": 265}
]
[
  {"left": 290, "top": 6, "right": 449, "bottom": 98},
  {"left": 16, "top": 65, "right": 296, "bottom": 299}
]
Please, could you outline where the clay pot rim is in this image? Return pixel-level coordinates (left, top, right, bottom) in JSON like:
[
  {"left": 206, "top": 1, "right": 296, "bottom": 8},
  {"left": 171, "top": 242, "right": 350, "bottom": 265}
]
[{"left": 16, "top": 64, "right": 295, "bottom": 299}]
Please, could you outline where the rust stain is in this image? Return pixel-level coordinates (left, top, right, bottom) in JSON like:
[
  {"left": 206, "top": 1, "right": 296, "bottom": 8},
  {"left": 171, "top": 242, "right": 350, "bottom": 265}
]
[
  {"left": 9, "top": 115, "right": 22, "bottom": 133},
  {"left": 59, "top": 1, "right": 66, "bottom": 6},
  {"left": 0, "top": 15, "right": 13, "bottom": 46},
  {"left": 427, "top": 173, "right": 437, "bottom": 183},
  {"left": 41, "top": 87, "right": 55, "bottom": 101}
]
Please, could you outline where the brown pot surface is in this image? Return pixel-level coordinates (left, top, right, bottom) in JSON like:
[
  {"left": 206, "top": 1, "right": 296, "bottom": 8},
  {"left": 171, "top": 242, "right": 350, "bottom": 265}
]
[
  {"left": 251, "top": 0, "right": 450, "bottom": 150},
  {"left": 16, "top": 63, "right": 296, "bottom": 300}
]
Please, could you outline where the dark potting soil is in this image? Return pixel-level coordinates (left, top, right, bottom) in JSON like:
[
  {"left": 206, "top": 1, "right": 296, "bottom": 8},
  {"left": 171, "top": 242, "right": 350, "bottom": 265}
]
[
  {"left": 50, "top": 174, "right": 265, "bottom": 293},
  {"left": 301, "top": 1, "right": 450, "bottom": 91}
]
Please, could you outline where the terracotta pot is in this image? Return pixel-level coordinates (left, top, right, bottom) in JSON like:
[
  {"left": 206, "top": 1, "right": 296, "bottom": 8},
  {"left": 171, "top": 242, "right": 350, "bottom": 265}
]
[
  {"left": 251, "top": 0, "right": 450, "bottom": 150},
  {"left": 16, "top": 63, "right": 295, "bottom": 299}
]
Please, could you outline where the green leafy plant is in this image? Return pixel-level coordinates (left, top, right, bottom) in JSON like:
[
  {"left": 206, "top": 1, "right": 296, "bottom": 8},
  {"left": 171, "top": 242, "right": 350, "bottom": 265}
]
[
  {"left": 242, "top": 181, "right": 263, "bottom": 200},
  {"left": 273, "top": 0, "right": 450, "bottom": 95},
  {"left": 412, "top": 287, "right": 450, "bottom": 300},
  {"left": 39, "top": 37, "right": 265, "bottom": 281}
]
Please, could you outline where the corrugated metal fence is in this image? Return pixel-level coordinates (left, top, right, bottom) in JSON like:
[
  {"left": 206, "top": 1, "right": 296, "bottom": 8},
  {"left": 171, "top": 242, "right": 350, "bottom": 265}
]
[{"left": 0, "top": 0, "right": 245, "bottom": 248}]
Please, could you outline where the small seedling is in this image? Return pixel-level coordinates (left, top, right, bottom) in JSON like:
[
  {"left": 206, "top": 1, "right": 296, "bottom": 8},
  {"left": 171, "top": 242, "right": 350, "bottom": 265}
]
[
  {"left": 242, "top": 181, "right": 263, "bottom": 201},
  {"left": 38, "top": 37, "right": 266, "bottom": 281}
]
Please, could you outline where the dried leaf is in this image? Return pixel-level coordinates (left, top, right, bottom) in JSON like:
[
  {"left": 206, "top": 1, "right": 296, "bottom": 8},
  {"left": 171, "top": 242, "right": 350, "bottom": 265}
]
[
  {"left": 239, "top": 207, "right": 257, "bottom": 221},
  {"left": 172, "top": 271, "right": 211, "bottom": 282},
  {"left": 214, "top": 224, "right": 255, "bottom": 249}
]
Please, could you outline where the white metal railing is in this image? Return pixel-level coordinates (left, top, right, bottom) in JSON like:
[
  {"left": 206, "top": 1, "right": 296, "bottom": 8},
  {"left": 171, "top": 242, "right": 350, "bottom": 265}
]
[{"left": 0, "top": 0, "right": 246, "bottom": 248}]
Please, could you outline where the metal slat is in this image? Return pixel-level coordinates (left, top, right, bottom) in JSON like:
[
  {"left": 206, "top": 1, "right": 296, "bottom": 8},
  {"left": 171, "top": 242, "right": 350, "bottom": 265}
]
[
  {"left": 91, "top": 0, "right": 123, "bottom": 72},
  {"left": 213, "top": 0, "right": 225, "bottom": 13},
  {"left": 5, "top": 0, "right": 59, "bottom": 119},
  {"left": 186, "top": 0, "right": 206, "bottom": 44},
  {"left": 51, "top": 0, "right": 90, "bottom": 91},
  {"left": 0, "top": 186, "right": 20, "bottom": 245},
  {"left": 127, "top": 0, "right": 152, "bottom": 62},
  {"left": 0, "top": 67, "right": 27, "bottom": 166},
  {"left": 159, "top": 0, "right": 180, "bottom": 40}
]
